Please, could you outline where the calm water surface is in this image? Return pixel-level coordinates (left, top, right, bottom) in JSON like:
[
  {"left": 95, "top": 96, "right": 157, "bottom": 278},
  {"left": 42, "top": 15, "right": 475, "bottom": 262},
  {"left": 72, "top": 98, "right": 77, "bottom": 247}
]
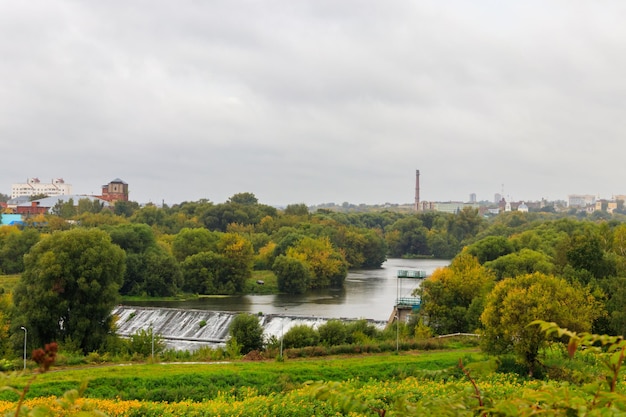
[{"left": 124, "top": 258, "right": 450, "bottom": 321}]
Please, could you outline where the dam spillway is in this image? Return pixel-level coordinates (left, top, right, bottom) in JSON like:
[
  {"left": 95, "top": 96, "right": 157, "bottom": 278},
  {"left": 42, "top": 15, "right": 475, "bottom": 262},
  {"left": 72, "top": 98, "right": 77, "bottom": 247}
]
[{"left": 112, "top": 305, "right": 387, "bottom": 351}]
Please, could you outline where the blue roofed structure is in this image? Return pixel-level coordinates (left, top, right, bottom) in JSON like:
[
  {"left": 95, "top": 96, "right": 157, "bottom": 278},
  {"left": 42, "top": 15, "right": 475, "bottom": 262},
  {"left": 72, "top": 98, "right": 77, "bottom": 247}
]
[{"left": 0, "top": 214, "right": 24, "bottom": 226}]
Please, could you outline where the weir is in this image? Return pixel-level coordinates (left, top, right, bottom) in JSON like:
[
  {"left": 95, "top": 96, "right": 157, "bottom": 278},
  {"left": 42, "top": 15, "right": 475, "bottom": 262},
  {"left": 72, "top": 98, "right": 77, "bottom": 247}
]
[{"left": 112, "top": 306, "right": 388, "bottom": 351}]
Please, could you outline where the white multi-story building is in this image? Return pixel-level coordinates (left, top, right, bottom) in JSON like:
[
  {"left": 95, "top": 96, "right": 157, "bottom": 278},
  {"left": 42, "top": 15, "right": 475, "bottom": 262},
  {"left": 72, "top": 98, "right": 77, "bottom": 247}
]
[
  {"left": 567, "top": 194, "right": 596, "bottom": 208},
  {"left": 11, "top": 178, "right": 73, "bottom": 198}
]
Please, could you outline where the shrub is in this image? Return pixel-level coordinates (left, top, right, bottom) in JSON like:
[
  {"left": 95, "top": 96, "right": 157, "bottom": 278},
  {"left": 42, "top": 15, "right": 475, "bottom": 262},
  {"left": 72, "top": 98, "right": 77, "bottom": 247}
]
[
  {"left": 345, "top": 320, "right": 380, "bottom": 343},
  {"left": 229, "top": 314, "right": 264, "bottom": 354},
  {"left": 128, "top": 328, "right": 166, "bottom": 358},
  {"left": 318, "top": 320, "right": 347, "bottom": 346},
  {"left": 283, "top": 325, "right": 320, "bottom": 349}
]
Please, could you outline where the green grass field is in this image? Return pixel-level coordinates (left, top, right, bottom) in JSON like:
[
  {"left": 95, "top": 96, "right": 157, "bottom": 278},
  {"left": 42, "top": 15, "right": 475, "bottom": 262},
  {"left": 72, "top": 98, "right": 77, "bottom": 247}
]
[
  {"left": 3, "top": 346, "right": 626, "bottom": 416},
  {"left": 2, "top": 350, "right": 478, "bottom": 402}
]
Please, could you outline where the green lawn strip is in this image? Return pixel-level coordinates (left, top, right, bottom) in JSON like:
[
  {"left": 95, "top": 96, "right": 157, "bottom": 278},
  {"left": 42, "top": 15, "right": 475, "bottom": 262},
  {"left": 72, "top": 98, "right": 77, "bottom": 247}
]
[
  {"left": 1, "top": 350, "right": 478, "bottom": 402},
  {"left": 244, "top": 270, "right": 278, "bottom": 295}
]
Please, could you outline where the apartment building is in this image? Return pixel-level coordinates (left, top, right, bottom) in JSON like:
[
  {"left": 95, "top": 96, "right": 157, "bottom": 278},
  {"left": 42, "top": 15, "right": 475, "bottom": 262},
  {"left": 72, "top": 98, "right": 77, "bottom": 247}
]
[{"left": 11, "top": 178, "right": 72, "bottom": 199}]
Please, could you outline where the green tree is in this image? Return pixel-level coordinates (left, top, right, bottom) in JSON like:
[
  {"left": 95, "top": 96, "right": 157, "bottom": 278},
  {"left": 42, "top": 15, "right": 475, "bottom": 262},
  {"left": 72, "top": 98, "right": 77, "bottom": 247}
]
[
  {"left": 449, "top": 207, "right": 484, "bottom": 243},
  {"left": 359, "top": 229, "right": 387, "bottom": 268},
  {"left": 141, "top": 245, "right": 182, "bottom": 297},
  {"left": 217, "top": 233, "right": 254, "bottom": 292},
  {"left": 180, "top": 234, "right": 253, "bottom": 295},
  {"left": 229, "top": 313, "right": 264, "bottom": 354},
  {"left": 484, "top": 248, "right": 554, "bottom": 281},
  {"left": 201, "top": 194, "right": 277, "bottom": 232},
  {"left": 418, "top": 252, "right": 495, "bottom": 335},
  {"left": 272, "top": 255, "right": 311, "bottom": 294},
  {"left": 282, "top": 324, "right": 319, "bottom": 348},
  {"left": 564, "top": 233, "right": 615, "bottom": 281},
  {"left": 50, "top": 198, "right": 76, "bottom": 218},
  {"left": 13, "top": 228, "right": 126, "bottom": 353},
  {"left": 426, "top": 230, "right": 459, "bottom": 259},
  {"left": 465, "top": 235, "right": 514, "bottom": 264},
  {"left": 128, "top": 327, "right": 166, "bottom": 357},
  {"left": 385, "top": 216, "right": 429, "bottom": 257},
  {"left": 480, "top": 272, "right": 602, "bottom": 375},
  {"left": 109, "top": 223, "right": 156, "bottom": 254},
  {"left": 181, "top": 251, "right": 220, "bottom": 294},
  {"left": 130, "top": 203, "right": 167, "bottom": 227},
  {"left": 0, "top": 228, "right": 40, "bottom": 274},
  {"left": 318, "top": 320, "right": 348, "bottom": 346},
  {"left": 283, "top": 203, "right": 309, "bottom": 216},
  {"left": 0, "top": 293, "right": 11, "bottom": 357},
  {"left": 171, "top": 227, "right": 220, "bottom": 262},
  {"left": 113, "top": 200, "right": 140, "bottom": 217},
  {"left": 109, "top": 224, "right": 182, "bottom": 297},
  {"left": 596, "top": 276, "right": 626, "bottom": 337},
  {"left": 612, "top": 224, "right": 626, "bottom": 257},
  {"left": 228, "top": 192, "right": 258, "bottom": 205},
  {"left": 273, "top": 232, "right": 305, "bottom": 257},
  {"left": 287, "top": 236, "right": 348, "bottom": 288},
  {"left": 77, "top": 198, "right": 105, "bottom": 215}
]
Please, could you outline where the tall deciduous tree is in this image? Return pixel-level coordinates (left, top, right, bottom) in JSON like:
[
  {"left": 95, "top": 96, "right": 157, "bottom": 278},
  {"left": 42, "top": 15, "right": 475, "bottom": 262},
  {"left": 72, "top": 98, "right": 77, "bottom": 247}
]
[
  {"left": 0, "top": 293, "right": 11, "bottom": 357},
  {"left": 480, "top": 272, "right": 602, "bottom": 375},
  {"left": 466, "top": 235, "right": 514, "bottom": 264},
  {"left": 418, "top": 253, "right": 495, "bottom": 335},
  {"left": 484, "top": 248, "right": 554, "bottom": 281},
  {"left": 0, "top": 227, "right": 40, "bottom": 274},
  {"left": 287, "top": 236, "right": 347, "bottom": 288},
  {"left": 385, "top": 216, "right": 429, "bottom": 257},
  {"left": 109, "top": 224, "right": 182, "bottom": 297},
  {"left": 13, "top": 228, "right": 126, "bottom": 353},
  {"left": 273, "top": 255, "right": 310, "bottom": 294},
  {"left": 171, "top": 227, "right": 220, "bottom": 262}
]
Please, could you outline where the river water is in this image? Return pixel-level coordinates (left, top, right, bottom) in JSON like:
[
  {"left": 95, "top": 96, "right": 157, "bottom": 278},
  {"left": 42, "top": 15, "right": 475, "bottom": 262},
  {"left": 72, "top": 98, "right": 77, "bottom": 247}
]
[{"left": 124, "top": 258, "right": 450, "bottom": 322}]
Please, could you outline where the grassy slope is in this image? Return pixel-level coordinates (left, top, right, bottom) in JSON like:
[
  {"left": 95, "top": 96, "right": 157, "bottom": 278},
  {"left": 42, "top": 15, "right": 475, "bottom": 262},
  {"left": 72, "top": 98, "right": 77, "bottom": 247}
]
[{"left": 3, "top": 350, "right": 480, "bottom": 402}]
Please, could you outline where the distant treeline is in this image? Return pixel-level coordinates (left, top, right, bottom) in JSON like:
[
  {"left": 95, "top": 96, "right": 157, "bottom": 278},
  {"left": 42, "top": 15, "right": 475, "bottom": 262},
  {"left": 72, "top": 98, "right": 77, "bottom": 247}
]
[{"left": 0, "top": 192, "right": 490, "bottom": 296}]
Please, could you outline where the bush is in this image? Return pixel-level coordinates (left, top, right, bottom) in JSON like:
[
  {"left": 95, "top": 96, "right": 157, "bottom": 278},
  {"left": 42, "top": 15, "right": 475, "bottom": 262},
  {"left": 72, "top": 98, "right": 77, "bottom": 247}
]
[
  {"left": 128, "top": 328, "right": 166, "bottom": 358},
  {"left": 283, "top": 325, "right": 320, "bottom": 349},
  {"left": 345, "top": 320, "right": 380, "bottom": 343},
  {"left": 286, "top": 346, "right": 328, "bottom": 358},
  {"left": 318, "top": 320, "right": 347, "bottom": 346},
  {"left": 229, "top": 314, "right": 264, "bottom": 354}
]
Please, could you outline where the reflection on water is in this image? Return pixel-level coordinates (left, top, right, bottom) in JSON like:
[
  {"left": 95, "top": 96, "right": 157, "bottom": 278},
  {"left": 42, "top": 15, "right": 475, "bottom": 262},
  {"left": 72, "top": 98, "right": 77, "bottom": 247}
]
[{"left": 124, "top": 258, "right": 450, "bottom": 321}]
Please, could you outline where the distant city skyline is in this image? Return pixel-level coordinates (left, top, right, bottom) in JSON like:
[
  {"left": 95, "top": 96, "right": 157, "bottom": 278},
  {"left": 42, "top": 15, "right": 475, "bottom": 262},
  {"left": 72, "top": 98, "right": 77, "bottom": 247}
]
[
  {"left": 6, "top": 176, "right": 624, "bottom": 208},
  {"left": 2, "top": 2, "right": 626, "bottom": 206}
]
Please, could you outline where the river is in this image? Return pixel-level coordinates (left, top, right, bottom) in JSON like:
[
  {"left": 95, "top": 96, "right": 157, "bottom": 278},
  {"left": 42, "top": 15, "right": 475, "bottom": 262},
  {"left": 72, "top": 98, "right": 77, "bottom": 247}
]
[{"left": 123, "top": 258, "right": 450, "bottom": 322}]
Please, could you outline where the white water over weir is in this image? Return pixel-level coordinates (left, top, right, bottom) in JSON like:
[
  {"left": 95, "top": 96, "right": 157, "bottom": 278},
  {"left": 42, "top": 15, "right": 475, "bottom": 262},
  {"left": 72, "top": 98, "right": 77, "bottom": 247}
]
[{"left": 112, "top": 306, "right": 388, "bottom": 352}]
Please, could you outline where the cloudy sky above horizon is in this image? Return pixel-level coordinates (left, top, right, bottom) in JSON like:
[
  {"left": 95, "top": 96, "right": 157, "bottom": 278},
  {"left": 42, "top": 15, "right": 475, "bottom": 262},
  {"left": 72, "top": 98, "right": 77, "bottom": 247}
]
[{"left": 2, "top": 1, "right": 625, "bottom": 206}]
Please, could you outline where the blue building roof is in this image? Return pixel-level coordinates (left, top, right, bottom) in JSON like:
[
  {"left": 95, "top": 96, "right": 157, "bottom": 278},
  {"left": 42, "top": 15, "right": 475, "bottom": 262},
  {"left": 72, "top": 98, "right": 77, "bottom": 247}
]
[{"left": 1, "top": 214, "right": 23, "bottom": 226}]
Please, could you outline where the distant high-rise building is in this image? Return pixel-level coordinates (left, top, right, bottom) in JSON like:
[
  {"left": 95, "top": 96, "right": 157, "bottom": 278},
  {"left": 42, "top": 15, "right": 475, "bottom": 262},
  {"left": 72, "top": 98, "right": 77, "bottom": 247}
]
[
  {"left": 494, "top": 193, "right": 502, "bottom": 204},
  {"left": 11, "top": 178, "right": 72, "bottom": 198},
  {"left": 469, "top": 193, "right": 476, "bottom": 203}
]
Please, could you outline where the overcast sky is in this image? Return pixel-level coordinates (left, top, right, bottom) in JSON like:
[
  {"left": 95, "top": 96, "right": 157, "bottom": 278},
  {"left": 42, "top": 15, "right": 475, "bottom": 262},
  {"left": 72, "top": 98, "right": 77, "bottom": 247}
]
[{"left": 1, "top": 1, "right": 625, "bottom": 206}]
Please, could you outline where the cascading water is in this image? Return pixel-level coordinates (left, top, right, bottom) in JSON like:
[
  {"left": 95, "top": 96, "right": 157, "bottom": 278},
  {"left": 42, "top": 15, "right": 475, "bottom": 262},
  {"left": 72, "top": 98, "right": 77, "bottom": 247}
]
[{"left": 112, "top": 305, "right": 387, "bottom": 351}]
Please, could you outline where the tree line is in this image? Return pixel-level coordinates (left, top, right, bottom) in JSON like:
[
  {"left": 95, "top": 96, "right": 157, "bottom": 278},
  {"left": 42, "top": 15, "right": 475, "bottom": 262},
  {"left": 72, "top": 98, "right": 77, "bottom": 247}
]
[
  {"left": 6, "top": 191, "right": 626, "bottom": 361},
  {"left": 0, "top": 192, "right": 485, "bottom": 355},
  {"left": 415, "top": 211, "right": 626, "bottom": 375}
]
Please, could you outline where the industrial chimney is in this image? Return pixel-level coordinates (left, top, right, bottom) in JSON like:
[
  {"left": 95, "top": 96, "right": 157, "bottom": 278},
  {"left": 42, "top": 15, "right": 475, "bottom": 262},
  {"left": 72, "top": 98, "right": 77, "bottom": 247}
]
[{"left": 414, "top": 170, "right": 420, "bottom": 211}]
